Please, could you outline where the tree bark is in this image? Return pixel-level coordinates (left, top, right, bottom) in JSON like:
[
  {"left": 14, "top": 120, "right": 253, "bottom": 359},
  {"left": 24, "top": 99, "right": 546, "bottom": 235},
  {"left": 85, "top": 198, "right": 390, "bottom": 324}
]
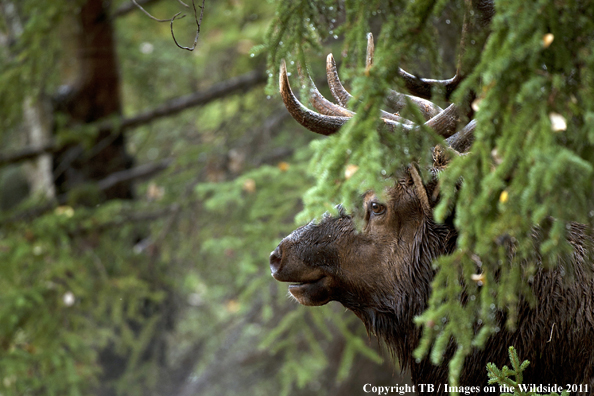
[{"left": 55, "top": 0, "right": 133, "bottom": 200}]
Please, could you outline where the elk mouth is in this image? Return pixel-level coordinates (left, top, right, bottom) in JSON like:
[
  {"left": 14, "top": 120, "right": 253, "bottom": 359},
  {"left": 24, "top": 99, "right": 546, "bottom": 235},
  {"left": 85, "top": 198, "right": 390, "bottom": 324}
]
[
  {"left": 286, "top": 276, "right": 331, "bottom": 306},
  {"left": 288, "top": 276, "right": 325, "bottom": 290}
]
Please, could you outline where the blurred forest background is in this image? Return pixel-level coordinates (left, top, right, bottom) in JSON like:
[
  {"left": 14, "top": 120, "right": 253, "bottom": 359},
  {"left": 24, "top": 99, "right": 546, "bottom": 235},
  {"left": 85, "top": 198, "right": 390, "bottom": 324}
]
[
  {"left": 0, "top": 0, "right": 402, "bottom": 395},
  {"left": 2, "top": 0, "right": 594, "bottom": 395}
]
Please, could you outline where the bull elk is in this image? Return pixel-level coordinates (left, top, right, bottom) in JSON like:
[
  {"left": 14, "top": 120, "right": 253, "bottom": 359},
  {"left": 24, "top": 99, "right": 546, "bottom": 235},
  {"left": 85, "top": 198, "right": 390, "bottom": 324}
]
[{"left": 268, "top": 3, "right": 594, "bottom": 394}]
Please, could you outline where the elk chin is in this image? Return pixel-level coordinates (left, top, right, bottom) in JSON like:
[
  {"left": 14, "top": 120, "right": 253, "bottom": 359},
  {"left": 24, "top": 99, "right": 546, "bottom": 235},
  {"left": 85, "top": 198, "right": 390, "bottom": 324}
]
[{"left": 288, "top": 276, "right": 332, "bottom": 306}]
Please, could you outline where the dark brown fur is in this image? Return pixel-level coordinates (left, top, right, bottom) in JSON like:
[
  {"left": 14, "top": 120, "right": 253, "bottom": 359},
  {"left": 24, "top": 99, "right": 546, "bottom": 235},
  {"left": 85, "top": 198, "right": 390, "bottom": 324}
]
[{"left": 269, "top": 170, "right": 594, "bottom": 394}]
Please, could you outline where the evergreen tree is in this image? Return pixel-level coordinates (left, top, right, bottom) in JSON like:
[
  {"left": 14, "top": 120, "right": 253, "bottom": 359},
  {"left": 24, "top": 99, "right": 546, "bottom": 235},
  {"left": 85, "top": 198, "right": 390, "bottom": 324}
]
[
  {"left": 1, "top": 0, "right": 593, "bottom": 395},
  {"left": 264, "top": 0, "right": 594, "bottom": 391}
]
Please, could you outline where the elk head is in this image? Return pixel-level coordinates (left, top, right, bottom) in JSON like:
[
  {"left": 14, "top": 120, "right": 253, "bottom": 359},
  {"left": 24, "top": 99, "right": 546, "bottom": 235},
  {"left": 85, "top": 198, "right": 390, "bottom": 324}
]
[{"left": 270, "top": 24, "right": 481, "bottom": 320}]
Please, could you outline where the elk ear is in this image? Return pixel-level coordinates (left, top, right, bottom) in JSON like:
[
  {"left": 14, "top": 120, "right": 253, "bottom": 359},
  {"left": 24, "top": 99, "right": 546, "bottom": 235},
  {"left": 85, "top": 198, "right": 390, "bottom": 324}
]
[{"left": 409, "top": 164, "right": 433, "bottom": 217}]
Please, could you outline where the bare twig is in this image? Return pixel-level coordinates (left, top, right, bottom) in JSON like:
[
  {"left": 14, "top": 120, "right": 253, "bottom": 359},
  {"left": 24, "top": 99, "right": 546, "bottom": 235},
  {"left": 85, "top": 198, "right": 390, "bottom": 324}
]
[
  {"left": 112, "top": 0, "right": 162, "bottom": 18},
  {"left": 170, "top": 0, "right": 205, "bottom": 51},
  {"left": 131, "top": 0, "right": 206, "bottom": 51},
  {"left": 131, "top": 0, "right": 170, "bottom": 21}
]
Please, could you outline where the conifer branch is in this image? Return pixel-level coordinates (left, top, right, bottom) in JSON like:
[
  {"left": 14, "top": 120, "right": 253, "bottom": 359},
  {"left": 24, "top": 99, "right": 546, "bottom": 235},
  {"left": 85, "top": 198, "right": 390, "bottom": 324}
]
[
  {"left": 96, "top": 158, "right": 173, "bottom": 192},
  {"left": 0, "top": 69, "right": 267, "bottom": 168},
  {"left": 0, "top": 159, "right": 173, "bottom": 224}
]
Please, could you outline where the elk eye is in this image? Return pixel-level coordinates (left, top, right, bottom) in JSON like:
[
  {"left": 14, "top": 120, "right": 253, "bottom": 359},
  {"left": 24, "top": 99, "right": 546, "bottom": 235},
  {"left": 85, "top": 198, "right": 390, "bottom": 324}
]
[{"left": 370, "top": 202, "right": 386, "bottom": 215}]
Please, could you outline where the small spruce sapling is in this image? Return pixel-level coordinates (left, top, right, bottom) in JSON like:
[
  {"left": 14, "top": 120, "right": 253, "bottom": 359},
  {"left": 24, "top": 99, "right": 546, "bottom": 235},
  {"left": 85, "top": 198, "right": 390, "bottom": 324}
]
[{"left": 486, "top": 346, "right": 570, "bottom": 396}]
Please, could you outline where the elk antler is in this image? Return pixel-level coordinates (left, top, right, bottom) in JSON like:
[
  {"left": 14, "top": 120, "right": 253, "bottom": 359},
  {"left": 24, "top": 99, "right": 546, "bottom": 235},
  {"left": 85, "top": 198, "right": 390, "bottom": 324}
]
[
  {"left": 279, "top": 60, "right": 351, "bottom": 136},
  {"left": 325, "top": 52, "right": 441, "bottom": 122},
  {"left": 397, "top": 0, "right": 495, "bottom": 100},
  {"left": 279, "top": 0, "right": 494, "bottom": 155},
  {"left": 280, "top": 53, "right": 460, "bottom": 138}
]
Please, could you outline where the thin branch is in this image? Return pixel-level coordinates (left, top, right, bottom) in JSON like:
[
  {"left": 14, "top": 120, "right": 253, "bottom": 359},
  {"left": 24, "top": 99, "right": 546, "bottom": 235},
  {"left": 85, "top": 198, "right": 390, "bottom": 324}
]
[
  {"left": 131, "top": 0, "right": 170, "bottom": 21},
  {"left": 170, "top": 0, "right": 205, "bottom": 51},
  {"left": 105, "top": 69, "right": 266, "bottom": 131},
  {"left": 112, "top": 0, "right": 162, "bottom": 18},
  {"left": 130, "top": 0, "right": 206, "bottom": 51},
  {"left": 96, "top": 158, "right": 173, "bottom": 191},
  {"left": 0, "top": 159, "right": 174, "bottom": 224},
  {"left": 0, "top": 69, "right": 267, "bottom": 168},
  {"left": 0, "top": 142, "right": 59, "bottom": 167}
]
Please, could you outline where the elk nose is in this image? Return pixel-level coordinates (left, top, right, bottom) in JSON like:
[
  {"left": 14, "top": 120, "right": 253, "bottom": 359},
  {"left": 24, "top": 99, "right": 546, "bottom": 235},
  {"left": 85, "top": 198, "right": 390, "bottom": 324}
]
[{"left": 269, "top": 246, "right": 282, "bottom": 275}]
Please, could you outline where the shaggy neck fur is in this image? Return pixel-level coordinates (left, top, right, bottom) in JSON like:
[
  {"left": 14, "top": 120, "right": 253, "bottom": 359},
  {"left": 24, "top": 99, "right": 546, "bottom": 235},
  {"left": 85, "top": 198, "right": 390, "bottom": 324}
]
[{"left": 352, "top": 217, "right": 457, "bottom": 374}]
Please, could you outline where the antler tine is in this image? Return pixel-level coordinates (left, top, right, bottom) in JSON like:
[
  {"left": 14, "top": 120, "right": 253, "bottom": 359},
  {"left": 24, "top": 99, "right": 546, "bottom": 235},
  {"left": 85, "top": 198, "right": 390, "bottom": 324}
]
[
  {"left": 398, "top": 70, "right": 460, "bottom": 100},
  {"left": 296, "top": 63, "right": 354, "bottom": 118},
  {"left": 326, "top": 50, "right": 413, "bottom": 125},
  {"left": 381, "top": 103, "right": 458, "bottom": 137},
  {"left": 397, "top": 0, "right": 495, "bottom": 100},
  {"left": 445, "top": 119, "right": 476, "bottom": 153},
  {"left": 364, "top": 33, "right": 444, "bottom": 121},
  {"left": 326, "top": 54, "right": 353, "bottom": 107},
  {"left": 279, "top": 60, "right": 350, "bottom": 136},
  {"left": 424, "top": 104, "right": 459, "bottom": 138},
  {"left": 384, "top": 89, "right": 444, "bottom": 120}
]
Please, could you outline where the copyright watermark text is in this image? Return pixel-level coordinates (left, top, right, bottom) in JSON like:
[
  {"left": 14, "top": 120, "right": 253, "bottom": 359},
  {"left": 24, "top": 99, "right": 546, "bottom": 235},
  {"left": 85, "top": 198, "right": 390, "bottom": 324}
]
[{"left": 363, "top": 383, "right": 589, "bottom": 395}]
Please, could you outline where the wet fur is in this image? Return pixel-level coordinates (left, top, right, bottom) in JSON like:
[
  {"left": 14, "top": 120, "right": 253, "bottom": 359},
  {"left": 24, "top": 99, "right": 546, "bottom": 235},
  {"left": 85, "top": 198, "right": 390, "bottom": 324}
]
[{"left": 271, "top": 175, "right": 594, "bottom": 394}]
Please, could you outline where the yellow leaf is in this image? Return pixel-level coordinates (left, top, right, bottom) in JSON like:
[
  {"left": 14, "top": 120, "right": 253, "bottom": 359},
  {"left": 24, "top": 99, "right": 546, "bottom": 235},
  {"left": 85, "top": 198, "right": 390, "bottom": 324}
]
[
  {"left": 277, "top": 161, "right": 290, "bottom": 172},
  {"left": 242, "top": 178, "right": 256, "bottom": 193},
  {"left": 226, "top": 300, "right": 240, "bottom": 313},
  {"left": 549, "top": 112, "right": 567, "bottom": 132},
  {"left": 543, "top": 33, "right": 554, "bottom": 48},
  {"left": 147, "top": 182, "right": 165, "bottom": 201},
  {"left": 471, "top": 273, "right": 486, "bottom": 285},
  {"left": 344, "top": 164, "right": 359, "bottom": 180},
  {"left": 499, "top": 190, "right": 509, "bottom": 203}
]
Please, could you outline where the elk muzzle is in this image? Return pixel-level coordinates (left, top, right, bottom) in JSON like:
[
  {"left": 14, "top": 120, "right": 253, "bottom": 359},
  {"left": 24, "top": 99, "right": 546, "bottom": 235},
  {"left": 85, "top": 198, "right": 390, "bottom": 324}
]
[{"left": 269, "top": 222, "right": 342, "bottom": 306}]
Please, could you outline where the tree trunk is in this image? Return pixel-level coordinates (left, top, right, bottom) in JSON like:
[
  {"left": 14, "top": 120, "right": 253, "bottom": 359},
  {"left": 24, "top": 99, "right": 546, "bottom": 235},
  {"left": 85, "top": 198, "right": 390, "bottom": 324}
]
[
  {"left": 56, "top": 2, "right": 137, "bottom": 395},
  {"left": 54, "top": 0, "right": 133, "bottom": 201}
]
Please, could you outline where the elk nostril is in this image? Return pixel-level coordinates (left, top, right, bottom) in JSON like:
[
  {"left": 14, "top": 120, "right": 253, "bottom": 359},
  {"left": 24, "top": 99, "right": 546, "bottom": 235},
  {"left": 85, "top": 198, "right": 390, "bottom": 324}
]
[{"left": 269, "top": 246, "right": 282, "bottom": 273}]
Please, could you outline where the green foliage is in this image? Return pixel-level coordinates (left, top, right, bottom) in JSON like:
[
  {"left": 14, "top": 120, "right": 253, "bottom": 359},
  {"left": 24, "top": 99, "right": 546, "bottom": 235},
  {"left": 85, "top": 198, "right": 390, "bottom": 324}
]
[
  {"left": 0, "top": 0, "right": 80, "bottom": 132},
  {"left": 487, "top": 347, "right": 569, "bottom": 396},
  {"left": 193, "top": 150, "right": 384, "bottom": 394},
  {"left": 2, "top": 0, "right": 593, "bottom": 394},
  {"left": 0, "top": 201, "right": 167, "bottom": 395},
  {"left": 267, "top": 0, "right": 594, "bottom": 388},
  {"left": 268, "top": 0, "right": 455, "bottom": 219},
  {"left": 415, "top": 0, "right": 594, "bottom": 383}
]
